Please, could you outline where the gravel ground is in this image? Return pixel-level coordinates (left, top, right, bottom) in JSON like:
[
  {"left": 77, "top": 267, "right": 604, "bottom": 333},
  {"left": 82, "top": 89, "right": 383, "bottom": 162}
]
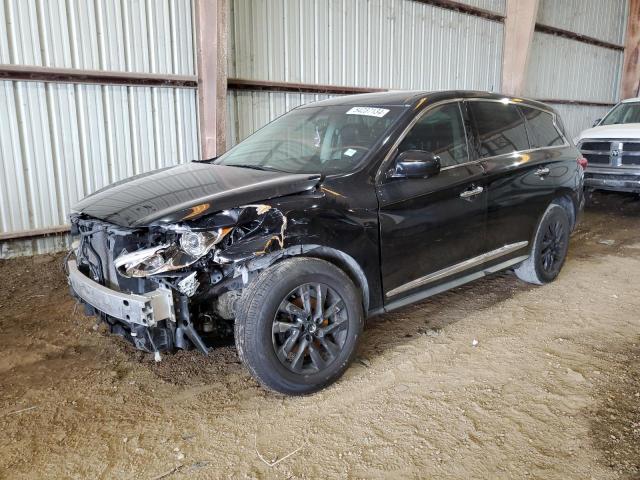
[{"left": 0, "top": 191, "right": 639, "bottom": 480}]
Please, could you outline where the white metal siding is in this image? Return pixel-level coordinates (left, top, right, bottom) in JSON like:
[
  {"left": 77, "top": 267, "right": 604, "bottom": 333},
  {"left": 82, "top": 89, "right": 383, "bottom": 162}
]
[
  {"left": 549, "top": 103, "right": 613, "bottom": 140},
  {"left": 229, "top": 0, "right": 503, "bottom": 90},
  {"left": 525, "top": 32, "right": 623, "bottom": 103},
  {"left": 227, "top": 0, "right": 504, "bottom": 145},
  {"left": 0, "top": 0, "right": 195, "bottom": 74},
  {"left": 227, "top": 90, "right": 337, "bottom": 145},
  {"left": 537, "top": 0, "right": 628, "bottom": 46},
  {"left": 457, "top": 0, "right": 505, "bottom": 14},
  {"left": 527, "top": 1, "right": 628, "bottom": 139},
  {"left": 0, "top": 235, "right": 72, "bottom": 258},
  {"left": 0, "top": 81, "right": 199, "bottom": 232},
  {"left": 0, "top": 0, "right": 199, "bottom": 258}
]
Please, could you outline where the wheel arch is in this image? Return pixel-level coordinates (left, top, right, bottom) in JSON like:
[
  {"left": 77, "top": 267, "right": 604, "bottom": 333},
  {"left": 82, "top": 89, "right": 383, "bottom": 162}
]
[
  {"left": 244, "top": 244, "right": 371, "bottom": 315},
  {"left": 303, "top": 246, "right": 370, "bottom": 314},
  {"left": 552, "top": 191, "right": 578, "bottom": 230}
]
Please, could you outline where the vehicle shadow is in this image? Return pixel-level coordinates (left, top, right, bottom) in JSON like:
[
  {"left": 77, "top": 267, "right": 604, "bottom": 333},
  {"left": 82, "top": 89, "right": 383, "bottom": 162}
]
[{"left": 357, "top": 269, "right": 534, "bottom": 360}]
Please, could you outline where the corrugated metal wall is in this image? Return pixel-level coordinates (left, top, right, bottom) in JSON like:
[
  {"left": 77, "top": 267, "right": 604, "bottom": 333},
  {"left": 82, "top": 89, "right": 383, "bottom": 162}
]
[
  {"left": 551, "top": 104, "right": 613, "bottom": 141},
  {"left": 227, "top": 0, "right": 505, "bottom": 145},
  {"left": 226, "top": 90, "right": 337, "bottom": 146},
  {"left": 457, "top": 0, "right": 505, "bottom": 14},
  {"left": 1, "top": 0, "right": 629, "bottom": 257},
  {"left": 525, "top": 33, "right": 624, "bottom": 103},
  {"left": 526, "top": 0, "right": 628, "bottom": 140},
  {"left": 0, "top": 0, "right": 199, "bottom": 258},
  {"left": 537, "top": 0, "right": 627, "bottom": 46}
]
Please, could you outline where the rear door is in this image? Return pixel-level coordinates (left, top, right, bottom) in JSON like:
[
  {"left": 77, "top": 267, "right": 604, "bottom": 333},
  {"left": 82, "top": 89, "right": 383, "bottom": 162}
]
[
  {"left": 466, "top": 100, "right": 567, "bottom": 260},
  {"left": 377, "top": 101, "right": 488, "bottom": 304}
]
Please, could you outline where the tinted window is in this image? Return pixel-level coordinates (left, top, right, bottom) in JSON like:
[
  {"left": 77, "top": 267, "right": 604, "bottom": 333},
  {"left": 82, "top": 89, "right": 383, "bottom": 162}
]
[
  {"left": 398, "top": 103, "right": 468, "bottom": 168},
  {"left": 468, "top": 101, "right": 529, "bottom": 157},
  {"left": 520, "top": 106, "right": 565, "bottom": 148}
]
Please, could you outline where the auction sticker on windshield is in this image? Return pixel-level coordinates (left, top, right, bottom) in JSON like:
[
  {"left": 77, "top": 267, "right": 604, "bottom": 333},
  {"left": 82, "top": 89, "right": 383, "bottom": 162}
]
[{"left": 346, "top": 107, "right": 390, "bottom": 118}]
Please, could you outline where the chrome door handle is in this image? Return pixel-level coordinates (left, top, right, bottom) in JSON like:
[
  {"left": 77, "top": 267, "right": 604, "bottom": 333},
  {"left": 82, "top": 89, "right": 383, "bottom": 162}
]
[
  {"left": 535, "top": 167, "right": 550, "bottom": 177},
  {"left": 460, "top": 186, "right": 484, "bottom": 199}
]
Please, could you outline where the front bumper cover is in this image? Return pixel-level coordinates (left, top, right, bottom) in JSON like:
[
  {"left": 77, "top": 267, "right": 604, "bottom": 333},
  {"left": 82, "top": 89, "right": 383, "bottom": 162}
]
[{"left": 67, "top": 259, "right": 175, "bottom": 327}]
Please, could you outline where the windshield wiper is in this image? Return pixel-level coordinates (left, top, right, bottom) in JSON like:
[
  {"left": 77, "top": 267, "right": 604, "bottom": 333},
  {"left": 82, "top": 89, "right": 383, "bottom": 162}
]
[{"left": 227, "top": 164, "right": 285, "bottom": 173}]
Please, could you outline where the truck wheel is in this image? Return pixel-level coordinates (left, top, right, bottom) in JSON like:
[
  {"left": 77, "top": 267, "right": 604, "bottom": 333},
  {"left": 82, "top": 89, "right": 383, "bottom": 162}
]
[
  {"left": 234, "top": 257, "right": 364, "bottom": 395},
  {"left": 515, "top": 203, "right": 570, "bottom": 285}
]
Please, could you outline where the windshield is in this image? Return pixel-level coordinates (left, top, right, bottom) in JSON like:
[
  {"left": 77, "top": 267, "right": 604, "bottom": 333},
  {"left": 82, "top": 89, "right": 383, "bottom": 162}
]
[
  {"left": 600, "top": 102, "right": 640, "bottom": 125},
  {"left": 214, "top": 105, "right": 406, "bottom": 174}
]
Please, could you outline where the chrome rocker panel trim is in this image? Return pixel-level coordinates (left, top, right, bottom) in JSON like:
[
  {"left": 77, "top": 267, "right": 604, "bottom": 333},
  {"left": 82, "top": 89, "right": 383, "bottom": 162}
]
[
  {"left": 383, "top": 254, "right": 530, "bottom": 313},
  {"left": 386, "top": 241, "right": 530, "bottom": 298},
  {"left": 67, "top": 259, "right": 175, "bottom": 327}
]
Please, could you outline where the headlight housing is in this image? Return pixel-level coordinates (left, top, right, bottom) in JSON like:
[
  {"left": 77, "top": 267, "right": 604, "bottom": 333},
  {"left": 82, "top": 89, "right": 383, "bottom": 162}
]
[
  {"left": 115, "top": 227, "right": 226, "bottom": 278},
  {"left": 179, "top": 231, "right": 219, "bottom": 257}
]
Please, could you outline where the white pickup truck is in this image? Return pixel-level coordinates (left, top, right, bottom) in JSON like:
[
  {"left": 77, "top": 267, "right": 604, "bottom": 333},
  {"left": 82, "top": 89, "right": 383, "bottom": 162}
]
[{"left": 576, "top": 97, "right": 640, "bottom": 193}]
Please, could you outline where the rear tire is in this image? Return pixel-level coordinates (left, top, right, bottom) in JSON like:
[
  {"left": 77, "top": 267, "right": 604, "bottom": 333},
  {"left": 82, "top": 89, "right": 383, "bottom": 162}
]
[
  {"left": 234, "top": 257, "right": 364, "bottom": 395},
  {"left": 515, "top": 203, "right": 570, "bottom": 285}
]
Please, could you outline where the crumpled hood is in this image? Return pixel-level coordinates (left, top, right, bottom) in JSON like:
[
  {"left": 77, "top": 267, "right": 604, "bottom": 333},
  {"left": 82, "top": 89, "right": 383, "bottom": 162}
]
[
  {"left": 576, "top": 123, "right": 640, "bottom": 143},
  {"left": 73, "top": 162, "right": 321, "bottom": 227}
]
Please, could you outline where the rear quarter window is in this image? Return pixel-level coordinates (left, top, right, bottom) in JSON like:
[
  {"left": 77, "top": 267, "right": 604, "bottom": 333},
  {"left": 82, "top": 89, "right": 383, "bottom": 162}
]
[{"left": 520, "top": 106, "right": 566, "bottom": 148}]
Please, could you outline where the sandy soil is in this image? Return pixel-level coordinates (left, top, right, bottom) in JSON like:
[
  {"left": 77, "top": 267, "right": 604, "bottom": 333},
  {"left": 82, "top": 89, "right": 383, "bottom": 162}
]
[{"left": 1, "top": 191, "right": 639, "bottom": 480}]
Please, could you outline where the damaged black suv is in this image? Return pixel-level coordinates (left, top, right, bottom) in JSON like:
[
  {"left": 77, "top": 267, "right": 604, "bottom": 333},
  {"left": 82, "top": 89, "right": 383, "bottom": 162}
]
[{"left": 68, "top": 91, "right": 585, "bottom": 394}]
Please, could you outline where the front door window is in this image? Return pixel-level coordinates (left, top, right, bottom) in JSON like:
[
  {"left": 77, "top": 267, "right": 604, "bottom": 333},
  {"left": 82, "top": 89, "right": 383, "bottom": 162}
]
[{"left": 398, "top": 103, "right": 469, "bottom": 168}]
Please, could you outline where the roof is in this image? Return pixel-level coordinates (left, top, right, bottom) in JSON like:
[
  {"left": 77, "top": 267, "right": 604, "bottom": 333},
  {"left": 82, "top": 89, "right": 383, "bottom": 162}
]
[
  {"left": 300, "top": 90, "right": 555, "bottom": 112},
  {"left": 621, "top": 97, "right": 640, "bottom": 103}
]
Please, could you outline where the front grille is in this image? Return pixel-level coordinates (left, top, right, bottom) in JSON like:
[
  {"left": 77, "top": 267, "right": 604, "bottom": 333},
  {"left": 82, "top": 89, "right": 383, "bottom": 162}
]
[
  {"left": 584, "top": 154, "right": 610, "bottom": 165},
  {"left": 581, "top": 141, "right": 611, "bottom": 151},
  {"left": 622, "top": 155, "right": 640, "bottom": 166},
  {"left": 580, "top": 140, "right": 640, "bottom": 169},
  {"left": 75, "top": 217, "right": 155, "bottom": 294},
  {"left": 77, "top": 226, "right": 112, "bottom": 286},
  {"left": 623, "top": 143, "right": 640, "bottom": 152}
]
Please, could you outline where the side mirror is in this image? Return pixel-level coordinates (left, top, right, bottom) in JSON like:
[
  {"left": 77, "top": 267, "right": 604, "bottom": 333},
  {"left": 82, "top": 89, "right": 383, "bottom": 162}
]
[
  {"left": 393, "top": 150, "right": 441, "bottom": 179},
  {"left": 593, "top": 118, "right": 601, "bottom": 127}
]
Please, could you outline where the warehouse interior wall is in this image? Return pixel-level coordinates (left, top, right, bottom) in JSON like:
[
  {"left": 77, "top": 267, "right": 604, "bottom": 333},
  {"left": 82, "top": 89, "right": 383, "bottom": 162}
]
[
  {"left": 226, "top": 0, "right": 506, "bottom": 145},
  {"left": 0, "top": 0, "right": 200, "bottom": 257},
  {"left": 524, "top": 0, "right": 628, "bottom": 139},
  {"left": 0, "top": 0, "right": 633, "bottom": 257},
  {"left": 226, "top": 0, "right": 629, "bottom": 145}
]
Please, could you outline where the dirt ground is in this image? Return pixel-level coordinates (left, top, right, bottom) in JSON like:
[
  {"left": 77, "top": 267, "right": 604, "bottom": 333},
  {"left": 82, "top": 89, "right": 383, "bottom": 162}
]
[{"left": 1, "top": 191, "right": 639, "bottom": 480}]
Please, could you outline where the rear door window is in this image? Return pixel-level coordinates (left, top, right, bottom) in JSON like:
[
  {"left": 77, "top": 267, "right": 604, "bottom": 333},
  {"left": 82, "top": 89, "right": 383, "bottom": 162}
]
[
  {"left": 467, "top": 101, "right": 529, "bottom": 157},
  {"left": 520, "top": 106, "right": 565, "bottom": 148}
]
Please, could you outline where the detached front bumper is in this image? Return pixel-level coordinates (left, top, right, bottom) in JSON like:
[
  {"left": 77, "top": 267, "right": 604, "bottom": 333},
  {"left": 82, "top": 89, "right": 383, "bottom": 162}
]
[
  {"left": 584, "top": 168, "right": 640, "bottom": 193},
  {"left": 67, "top": 259, "right": 175, "bottom": 327}
]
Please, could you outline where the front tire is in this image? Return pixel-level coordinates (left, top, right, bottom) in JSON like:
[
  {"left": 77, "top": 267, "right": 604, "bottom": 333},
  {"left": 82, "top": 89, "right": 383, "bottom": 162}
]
[
  {"left": 234, "top": 257, "right": 364, "bottom": 395},
  {"left": 515, "top": 203, "right": 570, "bottom": 285}
]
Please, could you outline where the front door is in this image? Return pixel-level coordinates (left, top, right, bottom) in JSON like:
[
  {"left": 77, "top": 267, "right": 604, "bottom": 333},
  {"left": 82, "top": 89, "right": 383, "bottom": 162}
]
[{"left": 377, "top": 101, "right": 488, "bottom": 305}]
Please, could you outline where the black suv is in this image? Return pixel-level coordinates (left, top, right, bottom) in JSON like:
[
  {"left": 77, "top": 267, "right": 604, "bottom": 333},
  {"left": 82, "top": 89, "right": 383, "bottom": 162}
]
[{"left": 68, "top": 91, "right": 585, "bottom": 394}]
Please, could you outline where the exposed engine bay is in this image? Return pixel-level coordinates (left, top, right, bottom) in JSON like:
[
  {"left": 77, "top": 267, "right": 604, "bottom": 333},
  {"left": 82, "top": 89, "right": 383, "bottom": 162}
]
[{"left": 68, "top": 204, "right": 290, "bottom": 359}]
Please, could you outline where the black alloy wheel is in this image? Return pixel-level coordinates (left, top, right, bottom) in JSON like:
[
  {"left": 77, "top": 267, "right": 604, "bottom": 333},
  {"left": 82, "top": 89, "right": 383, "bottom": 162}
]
[
  {"left": 272, "top": 283, "right": 348, "bottom": 374},
  {"left": 234, "top": 257, "right": 363, "bottom": 395},
  {"left": 515, "top": 203, "right": 571, "bottom": 285},
  {"left": 540, "top": 218, "right": 567, "bottom": 275}
]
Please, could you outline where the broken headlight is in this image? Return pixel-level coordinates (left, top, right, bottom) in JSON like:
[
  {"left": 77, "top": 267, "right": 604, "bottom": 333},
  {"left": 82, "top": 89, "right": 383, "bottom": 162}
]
[
  {"left": 179, "top": 231, "right": 219, "bottom": 257},
  {"left": 115, "top": 228, "right": 226, "bottom": 278}
]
